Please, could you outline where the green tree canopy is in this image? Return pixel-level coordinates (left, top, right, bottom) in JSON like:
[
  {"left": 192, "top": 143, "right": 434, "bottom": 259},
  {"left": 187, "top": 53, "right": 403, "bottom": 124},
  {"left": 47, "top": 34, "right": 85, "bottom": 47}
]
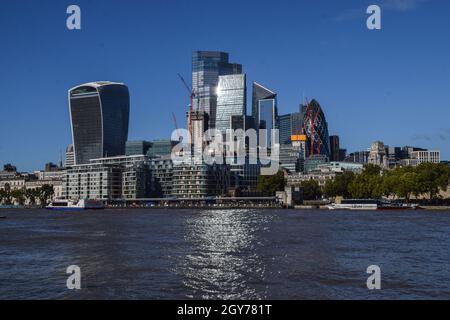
[
  {"left": 301, "top": 180, "right": 322, "bottom": 201},
  {"left": 257, "top": 171, "right": 286, "bottom": 196}
]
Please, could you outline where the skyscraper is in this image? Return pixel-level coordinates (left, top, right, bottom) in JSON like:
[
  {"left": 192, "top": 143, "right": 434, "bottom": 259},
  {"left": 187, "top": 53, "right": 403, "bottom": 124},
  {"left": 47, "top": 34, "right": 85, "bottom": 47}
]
[
  {"left": 329, "top": 135, "right": 340, "bottom": 162},
  {"left": 302, "top": 99, "right": 330, "bottom": 158},
  {"left": 64, "top": 144, "right": 75, "bottom": 168},
  {"left": 69, "top": 82, "right": 130, "bottom": 165},
  {"left": 278, "top": 112, "right": 304, "bottom": 145},
  {"left": 192, "top": 51, "right": 242, "bottom": 128},
  {"left": 252, "top": 82, "right": 277, "bottom": 130},
  {"left": 215, "top": 74, "right": 246, "bottom": 134}
]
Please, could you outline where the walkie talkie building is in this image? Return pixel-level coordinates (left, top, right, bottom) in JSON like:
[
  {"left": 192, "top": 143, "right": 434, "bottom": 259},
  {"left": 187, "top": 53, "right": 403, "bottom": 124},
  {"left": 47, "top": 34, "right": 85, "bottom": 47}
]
[{"left": 68, "top": 82, "right": 130, "bottom": 165}]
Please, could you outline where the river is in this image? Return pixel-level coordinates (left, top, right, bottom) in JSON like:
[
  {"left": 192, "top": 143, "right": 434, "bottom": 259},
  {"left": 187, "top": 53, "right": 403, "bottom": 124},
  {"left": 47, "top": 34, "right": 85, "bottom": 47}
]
[{"left": 1, "top": 209, "right": 450, "bottom": 299}]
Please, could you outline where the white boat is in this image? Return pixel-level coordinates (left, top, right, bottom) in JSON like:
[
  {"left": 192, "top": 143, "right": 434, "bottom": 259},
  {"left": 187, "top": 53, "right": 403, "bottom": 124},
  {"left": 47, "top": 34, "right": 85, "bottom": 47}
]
[
  {"left": 46, "top": 199, "right": 104, "bottom": 211},
  {"left": 327, "top": 199, "right": 420, "bottom": 211},
  {"left": 327, "top": 199, "right": 379, "bottom": 211}
]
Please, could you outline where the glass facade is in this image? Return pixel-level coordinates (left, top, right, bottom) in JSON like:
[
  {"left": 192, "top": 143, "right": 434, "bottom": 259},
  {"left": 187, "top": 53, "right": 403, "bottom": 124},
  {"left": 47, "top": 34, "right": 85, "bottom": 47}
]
[
  {"left": 252, "top": 82, "right": 277, "bottom": 129},
  {"left": 147, "top": 140, "right": 175, "bottom": 158},
  {"left": 278, "top": 112, "right": 304, "bottom": 145},
  {"left": 258, "top": 99, "right": 277, "bottom": 146},
  {"left": 329, "top": 135, "right": 340, "bottom": 162},
  {"left": 215, "top": 74, "right": 246, "bottom": 134},
  {"left": 126, "top": 140, "right": 152, "bottom": 156},
  {"left": 69, "top": 82, "right": 130, "bottom": 165},
  {"left": 302, "top": 99, "right": 330, "bottom": 158},
  {"left": 192, "top": 51, "right": 242, "bottom": 128}
]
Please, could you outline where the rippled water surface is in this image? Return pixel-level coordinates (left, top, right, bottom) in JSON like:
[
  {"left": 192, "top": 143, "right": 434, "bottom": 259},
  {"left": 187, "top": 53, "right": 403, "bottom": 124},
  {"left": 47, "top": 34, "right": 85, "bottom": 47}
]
[{"left": 1, "top": 209, "right": 450, "bottom": 299}]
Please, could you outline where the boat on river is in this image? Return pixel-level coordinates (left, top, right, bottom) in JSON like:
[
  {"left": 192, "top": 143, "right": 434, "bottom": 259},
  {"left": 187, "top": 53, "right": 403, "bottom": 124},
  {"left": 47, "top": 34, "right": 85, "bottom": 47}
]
[
  {"left": 327, "top": 199, "right": 420, "bottom": 211},
  {"left": 46, "top": 199, "right": 104, "bottom": 211}
]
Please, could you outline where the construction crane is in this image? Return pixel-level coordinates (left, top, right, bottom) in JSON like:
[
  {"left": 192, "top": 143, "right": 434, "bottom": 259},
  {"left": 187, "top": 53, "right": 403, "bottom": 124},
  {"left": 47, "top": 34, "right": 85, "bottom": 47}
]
[{"left": 177, "top": 73, "right": 195, "bottom": 137}]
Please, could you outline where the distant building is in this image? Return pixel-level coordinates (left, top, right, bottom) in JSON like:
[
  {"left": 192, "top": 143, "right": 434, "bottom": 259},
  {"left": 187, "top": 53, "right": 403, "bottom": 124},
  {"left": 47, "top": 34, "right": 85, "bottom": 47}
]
[
  {"left": 226, "top": 156, "right": 261, "bottom": 195},
  {"left": 62, "top": 155, "right": 151, "bottom": 200},
  {"left": 253, "top": 83, "right": 278, "bottom": 147},
  {"left": 278, "top": 112, "right": 304, "bottom": 145},
  {"left": 69, "top": 82, "right": 130, "bottom": 164},
  {"left": 65, "top": 144, "right": 75, "bottom": 168},
  {"left": 287, "top": 171, "right": 336, "bottom": 188},
  {"left": 0, "top": 169, "right": 26, "bottom": 192},
  {"left": 190, "top": 110, "right": 210, "bottom": 157},
  {"left": 252, "top": 82, "right": 277, "bottom": 131},
  {"left": 279, "top": 145, "right": 302, "bottom": 173},
  {"left": 279, "top": 136, "right": 306, "bottom": 173},
  {"left": 368, "top": 141, "right": 389, "bottom": 169},
  {"left": 150, "top": 155, "right": 174, "bottom": 198},
  {"left": 192, "top": 51, "right": 242, "bottom": 128},
  {"left": 171, "top": 161, "right": 230, "bottom": 199},
  {"left": 400, "top": 150, "right": 441, "bottom": 167},
  {"left": 147, "top": 140, "right": 175, "bottom": 158},
  {"left": 345, "top": 151, "right": 369, "bottom": 165},
  {"left": 402, "top": 146, "right": 427, "bottom": 158},
  {"left": 339, "top": 149, "right": 347, "bottom": 162},
  {"left": 126, "top": 140, "right": 152, "bottom": 156},
  {"left": 386, "top": 146, "right": 402, "bottom": 168},
  {"left": 329, "top": 135, "right": 340, "bottom": 162},
  {"left": 316, "top": 161, "right": 364, "bottom": 174},
  {"left": 215, "top": 74, "right": 246, "bottom": 134},
  {"left": 302, "top": 99, "right": 330, "bottom": 158},
  {"left": 304, "top": 154, "right": 329, "bottom": 173},
  {"left": 230, "top": 115, "right": 255, "bottom": 132}
]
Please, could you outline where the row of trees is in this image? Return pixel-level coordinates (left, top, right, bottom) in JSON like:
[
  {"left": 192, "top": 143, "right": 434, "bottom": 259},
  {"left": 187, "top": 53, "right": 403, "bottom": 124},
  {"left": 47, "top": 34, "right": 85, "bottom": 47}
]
[
  {"left": 256, "top": 163, "right": 450, "bottom": 202},
  {"left": 324, "top": 163, "right": 450, "bottom": 201},
  {"left": 0, "top": 185, "right": 54, "bottom": 206}
]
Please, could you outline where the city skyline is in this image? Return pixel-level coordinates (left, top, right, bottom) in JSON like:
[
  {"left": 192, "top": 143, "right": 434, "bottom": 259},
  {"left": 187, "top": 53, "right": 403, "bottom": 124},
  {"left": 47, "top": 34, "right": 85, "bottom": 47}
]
[{"left": 1, "top": 0, "right": 450, "bottom": 171}]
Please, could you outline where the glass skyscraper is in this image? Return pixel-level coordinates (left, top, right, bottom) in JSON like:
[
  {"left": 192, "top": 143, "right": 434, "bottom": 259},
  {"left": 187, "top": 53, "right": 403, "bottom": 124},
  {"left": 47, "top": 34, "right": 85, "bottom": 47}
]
[
  {"left": 251, "top": 82, "right": 277, "bottom": 147},
  {"left": 302, "top": 99, "right": 330, "bottom": 158},
  {"left": 69, "top": 82, "right": 130, "bottom": 165},
  {"left": 215, "top": 74, "right": 247, "bottom": 134},
  {"left": 252, "top": 82, "right": 277, "bottom": 130},
  {"left": 192, "top": 51, "right": 242, "bottom": 128},
  {"left": 278, "top": 112, "right": 304, "bottom": 145}
]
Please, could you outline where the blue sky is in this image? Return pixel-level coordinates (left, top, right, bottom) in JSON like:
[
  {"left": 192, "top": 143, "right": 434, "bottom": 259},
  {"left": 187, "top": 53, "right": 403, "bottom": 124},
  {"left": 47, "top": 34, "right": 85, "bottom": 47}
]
[{"left": 0, "top": 0, "right": 449, "bottom": 171}]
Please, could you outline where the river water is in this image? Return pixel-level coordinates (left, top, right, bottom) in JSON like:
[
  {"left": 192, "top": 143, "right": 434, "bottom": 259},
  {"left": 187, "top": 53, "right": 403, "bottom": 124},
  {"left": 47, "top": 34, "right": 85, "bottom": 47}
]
[{"left": 1, "top": 209, "right": 450, "bottom": 300}]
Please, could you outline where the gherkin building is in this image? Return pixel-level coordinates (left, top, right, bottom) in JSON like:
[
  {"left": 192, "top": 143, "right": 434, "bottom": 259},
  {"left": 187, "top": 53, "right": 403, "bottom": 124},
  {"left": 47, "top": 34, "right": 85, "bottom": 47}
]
[{"left": 302, "top": 99, "right": 330, "bottom": 158}]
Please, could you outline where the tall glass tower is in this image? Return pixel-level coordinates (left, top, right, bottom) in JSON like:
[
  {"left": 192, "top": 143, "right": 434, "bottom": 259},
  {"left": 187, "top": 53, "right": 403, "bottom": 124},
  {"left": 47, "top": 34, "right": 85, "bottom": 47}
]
[
  {"left": 252, "top": 82, "right": 277, "bottom": 129},
  {"left": 252, "top": 82, "right": 277, "bottom": 146},
  {"left": 192, "top": 51, "right": 242, "bottom": 128},
  {"left": 302, "top": 99, "right": 330, "bottom": 158},
  {"left": 278, "top": 112, "right": 304, "bottom": 145},
  {"left": 68, "top": 82, "right": 130, "bottom": 165},
  {"left": 215, "top": 74, "right": 246, "bottom": 134}
]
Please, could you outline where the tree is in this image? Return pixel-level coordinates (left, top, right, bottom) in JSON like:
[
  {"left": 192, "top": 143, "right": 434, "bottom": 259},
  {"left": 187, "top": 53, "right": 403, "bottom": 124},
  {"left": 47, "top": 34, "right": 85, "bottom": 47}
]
[
  {"left": 395, "top": 171, "right": 420, "bottom": 202},
  {"left": 0, "top": 189, "right": 6, "bottom": 204},
  {"left": 348, "top": 164, "right": 383, "bottom": 199},
  {"left": 1, "top": 183, "right": 12, "bottom": 205},
  {"left": 25, "top": 188, "right": 39, "bottom": 206},
  {"left": 257, "top": 171, "right": 286, "bottom": 196},
  {"left": 10, "top": 189, "right": 26, "bottom": 205},
  {"left": 38, "top": 185, "right": 54, "bottom": 206},
  {"left": 324, "top": 171, "right": 355, "bottom": 198},
  {"left": 364, "top": 163, "right": 382, "bottom": 176},
  {"left": 301, "top": 180, "right": 322, "bottom": 201},
  {"left": 416, "top": 163, "right": 450, "bottom": 199},
  {"left": 3, "top": 163, "right": 17, "bottom": 172}
]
